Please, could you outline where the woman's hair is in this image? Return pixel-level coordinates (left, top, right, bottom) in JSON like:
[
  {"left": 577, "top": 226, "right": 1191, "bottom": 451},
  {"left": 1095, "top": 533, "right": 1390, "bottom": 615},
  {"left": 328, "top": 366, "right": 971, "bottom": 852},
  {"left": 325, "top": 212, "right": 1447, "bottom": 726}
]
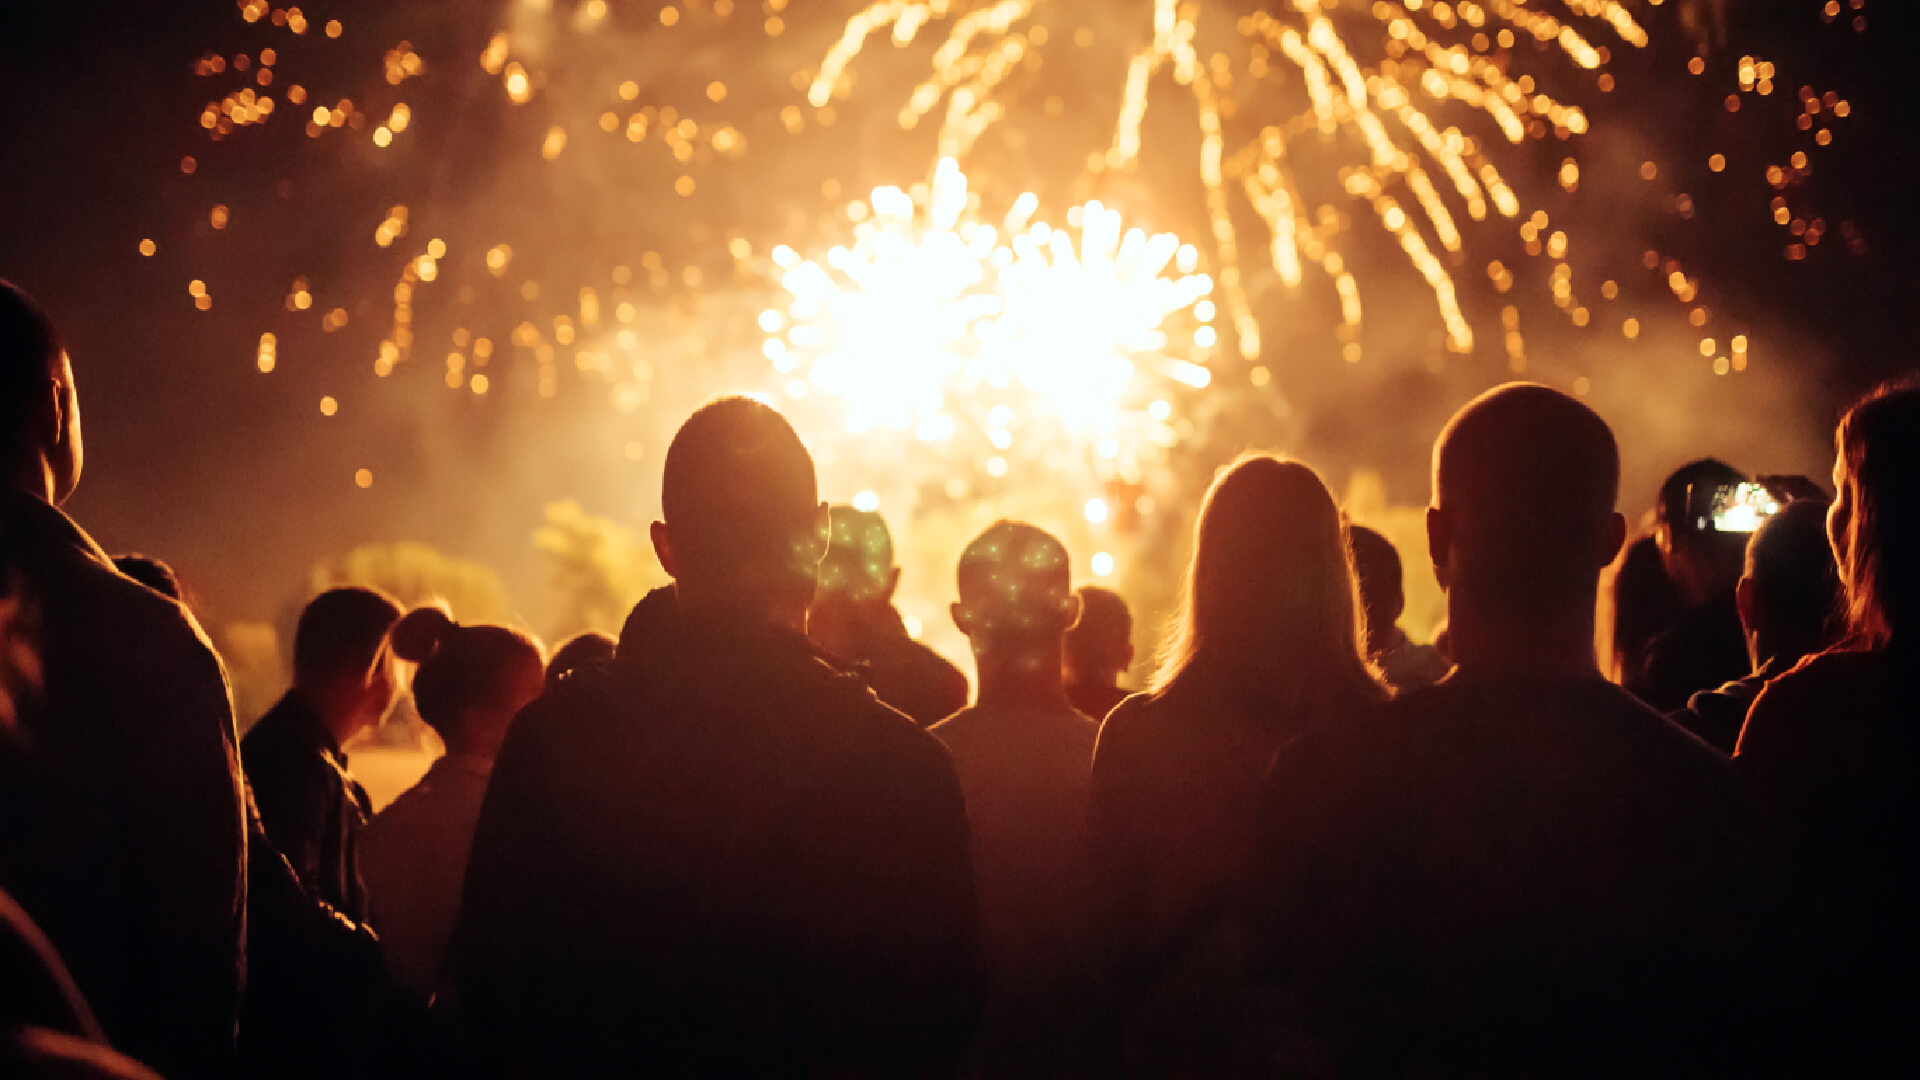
[
  {"left": 292, "top": 586, "right": 404, "bottom": 687},
  {"left": 1151, "top": 454, "right": 1385, "bottom": 718},
  {"left": 1596, "top": 533, "right": 1686, "bottom": 684},
  {"left": 1833, "top": 378, "right": 1920, "bottom": 650},
  {"left": 545, "top": 631, "right": 615, "bottom": 689},
  {"left": 390, "top": 606, "right": 546, "bottom": 744}
]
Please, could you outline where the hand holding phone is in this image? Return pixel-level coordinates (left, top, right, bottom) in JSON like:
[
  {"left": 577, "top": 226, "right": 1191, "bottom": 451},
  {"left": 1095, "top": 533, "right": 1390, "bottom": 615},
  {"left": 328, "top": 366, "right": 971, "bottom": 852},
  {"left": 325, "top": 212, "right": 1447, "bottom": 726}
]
[{"left": 1708, "top": 482, "right": 1781, "bottom": 533}]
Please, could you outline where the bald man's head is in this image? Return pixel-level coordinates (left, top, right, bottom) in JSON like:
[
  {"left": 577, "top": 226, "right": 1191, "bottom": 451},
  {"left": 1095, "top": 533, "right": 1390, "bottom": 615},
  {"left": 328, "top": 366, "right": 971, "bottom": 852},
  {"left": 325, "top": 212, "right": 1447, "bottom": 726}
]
[
  {"left": 652, "top": 397, "right": 826, "bottom": 610},
  {"left": 953, "top": 520, "right": 1076, "bottom": 657},
  {"left": 0, "top": 280, "right": 81, "bottom": 502},
  {"left": 1430, "top": 383, "right": 1624, "bottom": 620}
]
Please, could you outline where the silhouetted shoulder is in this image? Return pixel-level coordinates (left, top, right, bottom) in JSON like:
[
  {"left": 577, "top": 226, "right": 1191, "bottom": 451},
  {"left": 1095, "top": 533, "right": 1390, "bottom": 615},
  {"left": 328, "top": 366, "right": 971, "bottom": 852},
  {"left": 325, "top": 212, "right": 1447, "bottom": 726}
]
[
  {"left": 79, "top": 550, "right": 229, "bottom": 684},
  {"left": 1389, "top": 675, "right": 1726, "bottom": 752},
  {"left": 1757, "top": 648, "right": 1882, "bottom": 701},
  {"left": 1736, "top": 649, "right": 1887, "bottom": 761},
  {"left": 860, "top": 633, "right": 969, "bottom": 724},
  {"left": 1092, "top": 690, "right": 1151, "bottom": 741},
  {"left": 1088, "top": 691, "right": 1156, "bottom": 773},
  {"left": 819, "top": 658, "right": 966, "bottom": 790}
]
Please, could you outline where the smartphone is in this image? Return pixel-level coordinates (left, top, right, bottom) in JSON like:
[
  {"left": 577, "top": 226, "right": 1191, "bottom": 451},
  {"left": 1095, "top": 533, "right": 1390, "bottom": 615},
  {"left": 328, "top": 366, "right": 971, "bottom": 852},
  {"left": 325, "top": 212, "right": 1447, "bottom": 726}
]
[{"left": 1708, "top": 482, "right": 1781, "bottom": 533}]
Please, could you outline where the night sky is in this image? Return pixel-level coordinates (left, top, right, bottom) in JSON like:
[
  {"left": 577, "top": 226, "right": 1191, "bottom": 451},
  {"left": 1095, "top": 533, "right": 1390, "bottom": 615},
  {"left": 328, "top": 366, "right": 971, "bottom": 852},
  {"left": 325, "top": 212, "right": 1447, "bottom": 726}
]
[{"left": 2, "top": 0, "right": 1915, "bottom": 683}]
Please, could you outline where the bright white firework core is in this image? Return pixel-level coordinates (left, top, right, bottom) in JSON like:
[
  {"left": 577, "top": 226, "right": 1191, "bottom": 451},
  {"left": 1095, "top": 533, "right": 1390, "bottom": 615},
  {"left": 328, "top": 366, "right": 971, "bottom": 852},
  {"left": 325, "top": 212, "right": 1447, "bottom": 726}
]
[{"left": 771, "top": 158, "right": 1215, "bottom": 449}]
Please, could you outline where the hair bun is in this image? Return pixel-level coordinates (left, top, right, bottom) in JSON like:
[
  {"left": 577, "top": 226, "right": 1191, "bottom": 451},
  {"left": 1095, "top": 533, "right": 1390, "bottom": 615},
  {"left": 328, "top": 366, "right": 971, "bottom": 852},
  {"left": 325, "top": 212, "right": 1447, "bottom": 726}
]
[{"left": 390, "top": 604, "right": 455, "bottom": 663}]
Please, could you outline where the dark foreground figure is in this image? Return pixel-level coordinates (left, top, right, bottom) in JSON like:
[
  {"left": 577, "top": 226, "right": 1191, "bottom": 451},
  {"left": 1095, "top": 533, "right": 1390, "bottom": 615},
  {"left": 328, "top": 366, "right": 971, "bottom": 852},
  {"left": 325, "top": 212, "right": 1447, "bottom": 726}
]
[
  {"left": 1736, "top": 378, "right": 1920, "bottom": 1070},
  {"left": 450, "top": 398, "right": 980, "bottom": 1075},
  {"left": 0, "top": 281, "right": 247, "bottom": 1077},
  {"left": 1258, "top": 384, "right": 1762, "bottom": 1075}
]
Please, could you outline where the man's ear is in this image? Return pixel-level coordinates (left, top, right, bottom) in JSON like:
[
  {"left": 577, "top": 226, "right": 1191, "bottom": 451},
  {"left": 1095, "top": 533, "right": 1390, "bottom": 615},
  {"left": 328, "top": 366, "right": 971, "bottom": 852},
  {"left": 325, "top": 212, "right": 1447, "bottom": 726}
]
[
  {"left": 44, "top": 375, "right": 66, "bottom": 448},
  {"left": 883, "top": 566, "right": 901, "bottom": 604},
  {"left": 1426, "top": 506, "right": 1452, "bottom": 592},
  {"left": 1121, "top": 642, "right": 1135, "bottom": 669},
  {"left": 950, "top": 601, "right": 971, "bottom": 637},
  {"left": 1601, "top": 511, "right": 1628, "bottom": 570},
  {"left": 804, "top": 502, "right": 831, "bottom": 566},
  {"left": 650, "top": 521, "right": 676, "bottom": 578},
  {"left": 1735, "top": 575, "right": 1758, "bottom": 636},
  {"left": 1063, "top": 592, "right": 1083, "bottom": 631}
]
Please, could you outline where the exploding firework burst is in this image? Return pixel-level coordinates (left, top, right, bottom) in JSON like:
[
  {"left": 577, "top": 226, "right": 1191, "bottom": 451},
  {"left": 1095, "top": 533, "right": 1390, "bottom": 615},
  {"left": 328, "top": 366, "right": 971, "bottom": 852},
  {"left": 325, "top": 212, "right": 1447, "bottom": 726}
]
[
  {"left": 760, "top": 156, "right": 1217, "bottom": 586},
  {"left": 807, "top": 0, "right": 1667, "bottom": 361},
  {"left": 766, "top": 157, "right": 1213, "bottom": 438}
]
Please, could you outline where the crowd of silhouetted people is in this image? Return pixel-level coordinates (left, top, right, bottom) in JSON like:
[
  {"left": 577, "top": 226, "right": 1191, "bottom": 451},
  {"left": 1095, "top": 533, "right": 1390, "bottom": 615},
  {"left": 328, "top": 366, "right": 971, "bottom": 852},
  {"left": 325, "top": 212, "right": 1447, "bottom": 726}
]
[{"left": 1, "top": 273, "right": 1917, "bottom": 1077}]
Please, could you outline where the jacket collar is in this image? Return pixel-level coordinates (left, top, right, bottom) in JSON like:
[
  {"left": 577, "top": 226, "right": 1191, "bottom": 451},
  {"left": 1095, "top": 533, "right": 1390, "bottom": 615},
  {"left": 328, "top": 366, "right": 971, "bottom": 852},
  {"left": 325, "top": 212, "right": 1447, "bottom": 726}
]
[
  {"left": 0, "top": 488, "right": 114, "bottom": 570},
  {"left": 269, "top": 689, "right": 347, "bottom": 760},
  {"left": 615, "top": 585, "right": 853, "bottom": 687}
]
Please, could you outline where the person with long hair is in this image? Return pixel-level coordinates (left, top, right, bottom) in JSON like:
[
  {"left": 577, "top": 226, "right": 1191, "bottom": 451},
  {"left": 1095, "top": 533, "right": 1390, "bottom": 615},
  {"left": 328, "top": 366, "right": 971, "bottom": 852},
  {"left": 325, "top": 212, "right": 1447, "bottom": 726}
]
[
  {"left": 1736, "top": 377, "right": 1920, "bottom": 1067},
  {"left": 1088, "top": 453, "right": 1384, "bottom": 1072},
  {"left": 362, "top": 607, "right": 546, "bottom": 1000},
  {"left": 1596, "top": 532, "right": 1687, "bottom": 687}
]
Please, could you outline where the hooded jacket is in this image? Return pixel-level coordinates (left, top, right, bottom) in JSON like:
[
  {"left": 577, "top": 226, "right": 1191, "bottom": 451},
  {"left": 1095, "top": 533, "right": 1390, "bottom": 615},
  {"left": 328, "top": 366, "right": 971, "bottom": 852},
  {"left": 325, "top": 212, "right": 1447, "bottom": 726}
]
[{"left": 450, "top": 586, "right": 980, "bottom": 1075}]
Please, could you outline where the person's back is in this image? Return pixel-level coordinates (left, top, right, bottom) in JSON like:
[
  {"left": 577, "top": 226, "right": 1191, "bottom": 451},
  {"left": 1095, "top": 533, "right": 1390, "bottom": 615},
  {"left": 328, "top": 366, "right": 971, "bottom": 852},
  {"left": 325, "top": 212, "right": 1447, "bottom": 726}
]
[
  {"left": 0, "top": 281, "right": 247, "bottom": 1076},
  {"left": 451, "top": 399, "right": 979, "bottom": 1074},
  {"left": 808, "top": 506, "right": 969, "bottom": 723},
  {"left": 1265, "top": 679, "right": 1750, "bottom": 1071},
  {"left": 931, "top": 522, "right": 1100, "bottom": 1073},
  {"left": 1675, "top": 497, "right": 1839, "bottom": 753},
  {"left": 363, "top": 609, "right": 545, "bottom": 999},
  {"left": 1259, "top": 384, "right": 1759, "bottom": 1074},
  {"left": 1736, "top": 379, "right": 1920, "bottom": 1066},
  {"left": 1091, "top": 455, "right": 1385, "bottom": 1073},
  {"left": 243, "top": 586, "right": 404, "bottom": 922},
  {"left": 934, "top": 702, "right": 1095, "bottom": 973}
]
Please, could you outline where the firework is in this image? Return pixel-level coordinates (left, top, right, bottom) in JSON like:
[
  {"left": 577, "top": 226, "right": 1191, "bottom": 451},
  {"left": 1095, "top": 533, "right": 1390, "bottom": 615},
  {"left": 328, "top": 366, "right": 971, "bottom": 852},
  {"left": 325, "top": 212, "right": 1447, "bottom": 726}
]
[
  {"left": 808, "top": 0, "right": 1660, "bottom": 361},
  {"left": 762, "top": 156, "right": 1215, "bottom": 587}
]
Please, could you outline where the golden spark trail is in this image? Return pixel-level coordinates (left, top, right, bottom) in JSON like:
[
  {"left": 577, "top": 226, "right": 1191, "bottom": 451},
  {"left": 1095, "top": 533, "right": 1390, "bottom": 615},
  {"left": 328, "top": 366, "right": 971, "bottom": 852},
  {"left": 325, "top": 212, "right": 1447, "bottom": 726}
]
[{"left": 807, "top": 0, "right": 1655, "bottom": 363}]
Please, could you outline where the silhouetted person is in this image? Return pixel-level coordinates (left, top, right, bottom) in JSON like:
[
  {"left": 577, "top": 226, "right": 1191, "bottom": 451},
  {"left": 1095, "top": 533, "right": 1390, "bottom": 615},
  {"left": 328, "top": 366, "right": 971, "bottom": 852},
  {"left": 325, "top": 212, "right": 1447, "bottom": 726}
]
[
  {"left": 238, "top": 794, "right": 386, "bottom": 1078},
  {"left": 364, "top": 608, "right": 546, "bottom": 999},
  {"left": 1631, "top": 458, "right": 1753, "bottom": 709},
  {"left": 0, "top": 280, "right": 247, "bottom": 1076},
  {"left": 1257, "top": 384, "right": 1760, "bottom": 1075},
  {"left": 1091, "top": 455, "right": 1385, "bottom": 1073},
  {"left": 111, "top": 554, "right": 179, "bottom": 601},
  {"left": 543, "top": 629, "right": 613, "bottom": 690},
  {"left": 1347, "top": 524, "right": 1448, "bottom": 692},
  {"left": 1063, "top": 585, "right": 1133, "bottom": 723},
  {"left": 1596, "top": 533, "right": 1687, "bottom": 685},
  {"left": 931, "top": 522, "right": 1100, "bottom": 1074},
  {"left": 808, "top": 505, "right": 969, "bottom": 723},
  {"left": 244, "top": 586, "right": 404, "bottom": 921},
  {"left": 1737, "top": 378, "right": 1920, "bottom": 1068},
  {"left": 451, "top": 397, "right": 979, "bottom": 1074},
  {"left": 1675, "top": 498, "right": 1838, "bottom": 753}
]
